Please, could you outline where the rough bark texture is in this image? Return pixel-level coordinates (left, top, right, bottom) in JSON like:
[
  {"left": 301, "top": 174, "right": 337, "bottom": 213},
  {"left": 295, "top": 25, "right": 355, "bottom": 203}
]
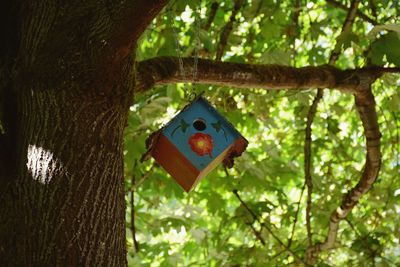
[
  {"left": 136, "top": 56, "right": 400, "bottom": 93},
  {"left": 0, "top": 0, "right": 167, "bottom": 266},
  {"left": 8, "top": 88, "right": 129, "bottom": 267}
]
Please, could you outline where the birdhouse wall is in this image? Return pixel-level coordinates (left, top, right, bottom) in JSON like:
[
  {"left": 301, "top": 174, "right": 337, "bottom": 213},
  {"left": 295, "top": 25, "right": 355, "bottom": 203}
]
[
  {"left": 150, "top": 96, "right": 248, "bottom": 192},
  {"left": 152, "top": 134, "right": 200, "bottom": 192},
  {"left": 162, "top": 98, "right": 241, "bottom": 171},
  {"left": 152, "top": 134, "right": 236, "bottom": 192}
]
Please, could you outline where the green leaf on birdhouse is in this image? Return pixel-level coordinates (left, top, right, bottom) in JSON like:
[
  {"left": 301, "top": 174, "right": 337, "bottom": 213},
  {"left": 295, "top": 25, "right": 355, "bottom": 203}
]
[
  {"left": 211, "top": 121, "right": 222, "bottom": 132},
  {"left": 180, "top": 119, "right": 189, "bottom": 132},
  {"left": 211, "top": 121, "right": 228, "bottom": 141},
  {"left": 171, "top": 119, "right": 189, "bottom": 137}
]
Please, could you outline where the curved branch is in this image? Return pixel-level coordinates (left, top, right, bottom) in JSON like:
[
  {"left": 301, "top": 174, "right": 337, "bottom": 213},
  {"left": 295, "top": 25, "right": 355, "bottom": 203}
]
[
  {"left": 136, "top": 56, "right": 400, "bottom": 93},
  {"left": 303, "top": 0, "right": 361, "bottom": 252},
  {"left": 110, "top": 0, "right": 169, "bottom": 51},
  {"left": 305, "top": 86, "right": 382, "bottom": 264}
]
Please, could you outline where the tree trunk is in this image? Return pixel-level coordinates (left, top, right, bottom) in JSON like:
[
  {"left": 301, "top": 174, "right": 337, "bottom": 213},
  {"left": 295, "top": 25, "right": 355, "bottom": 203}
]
[
  {"left": 1, "top": 85, "right": 130, "bottom": 266},
  {"left": 0, "top": 0, "right": 168, "bottom": 265}
]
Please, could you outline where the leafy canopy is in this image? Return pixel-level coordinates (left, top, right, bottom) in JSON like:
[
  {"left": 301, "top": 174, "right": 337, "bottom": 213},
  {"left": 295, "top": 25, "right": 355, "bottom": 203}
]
[{"left": 125, "top": 0, "right": 400, "bottom": 266}]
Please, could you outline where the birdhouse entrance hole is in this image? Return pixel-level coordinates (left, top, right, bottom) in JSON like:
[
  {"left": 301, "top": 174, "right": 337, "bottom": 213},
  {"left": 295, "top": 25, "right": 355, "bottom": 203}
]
[{"left": 193, "top": 118, "right": 206, "bottom": 131}]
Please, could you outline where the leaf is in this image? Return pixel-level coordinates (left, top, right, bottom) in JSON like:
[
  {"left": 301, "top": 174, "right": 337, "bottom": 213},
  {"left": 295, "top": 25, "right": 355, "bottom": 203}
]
[
  {"left": 351, "top": 236, "right": 382, "bottom": 254},
  {"left": 211, "top": 121, "right": 221, "bottom": 132},
  {"left": 180, "top": 119, "right": 189, "bottom": 132},
  {"left": 368, "top": 24, "right": 400, "bottom": 39},
  {"left": 388, "top": 93, "right": 400, "bottom": 112},
  {"left": 199, "top": 29, "right": 213, "bottom": 51},
  {"left": 335, "top": 30, "right": 359, "bottom": 50},
  {"left": 260, "top": 21, "right": 282, "bottom": 40},
  {"left": 211, "top": 121, "right": 228, "bottom": 141},
  {"left": 234, "top": 204, "right": 253, "bottom": 225},
  {"left": 156, "top": 28, "right": 176, "bottom": 56},
  {"left": 190, "top": 228, "right": 207, "bottom": 244},
  {"left": 261, "top": 49, "right": 291, "bottom": 65},
  {"left": 327, "top": 118, "right": 340, "bottom": 134},
  {"left": 369, "top": 32, "right": 400, "bottom": 66}
]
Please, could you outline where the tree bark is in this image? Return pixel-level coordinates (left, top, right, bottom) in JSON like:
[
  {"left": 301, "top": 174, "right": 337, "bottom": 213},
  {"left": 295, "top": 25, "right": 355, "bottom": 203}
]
[
  {"left": 1, "top": 87, "right": 129, "bottom": 267},
  {"left": 136, "top": 56, "right": 400, "bottom": 93},
  {"left": 0, "top": 0, "right": 168, "bottom": 266}
]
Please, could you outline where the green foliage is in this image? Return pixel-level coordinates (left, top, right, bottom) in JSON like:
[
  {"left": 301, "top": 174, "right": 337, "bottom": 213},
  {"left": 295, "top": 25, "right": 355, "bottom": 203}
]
[{"left": 127, "top": 0, "right": 400, "bottom": 266}]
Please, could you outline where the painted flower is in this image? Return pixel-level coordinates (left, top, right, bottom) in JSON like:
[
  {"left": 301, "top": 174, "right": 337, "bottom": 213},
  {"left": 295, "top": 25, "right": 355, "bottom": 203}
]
[{"left": 188, "top": 133, "right": 213, "bottom": 157}]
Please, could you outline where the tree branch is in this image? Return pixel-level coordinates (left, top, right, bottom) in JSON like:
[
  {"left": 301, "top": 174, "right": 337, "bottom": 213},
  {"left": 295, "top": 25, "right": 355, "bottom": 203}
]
[
  {"left": 329, "top": 0, "right": 361, "bottom": 64},
  {"left": 368, "top": 0, "right": 378, "bottom": 20},
  {"left": 215, "top": 0, "right": 245, "bottom": 61},
  {"left": 303, "top": 0, "right": 361, "bottom": 254},
  {"left": 136, "top": 56, "right": 400, "bottom": 93},
  {"left": 204, "top": 1, "right": 219, "bottom": 31},
  {"left": 304, "top": 89, "right": 323, "bottom": 247},
  {"left": 110, "top": 0, "right": 169, "bottom": 51},
  {"left": 326, "top": 0, "right": 377, "bottom": 25},
  {"left": 305, "top": 85, "right": 382, "bottom": 264}
]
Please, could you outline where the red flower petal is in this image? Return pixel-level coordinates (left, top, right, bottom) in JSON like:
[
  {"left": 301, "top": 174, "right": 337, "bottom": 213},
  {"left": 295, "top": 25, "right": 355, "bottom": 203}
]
[{"left": 188, "top": 133, "right": 214, "bottom": 157}]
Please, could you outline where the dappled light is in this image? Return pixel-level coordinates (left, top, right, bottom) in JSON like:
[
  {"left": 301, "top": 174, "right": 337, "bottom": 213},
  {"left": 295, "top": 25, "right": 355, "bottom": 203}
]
[{"left": 27, "top": 144, "right": 61, "bottom": 185}]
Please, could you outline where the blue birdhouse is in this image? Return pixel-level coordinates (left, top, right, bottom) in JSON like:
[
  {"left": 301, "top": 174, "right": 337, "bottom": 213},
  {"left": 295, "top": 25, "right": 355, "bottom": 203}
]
[{"left": 145, "top": 96, "right": 248, "bottom": 192}]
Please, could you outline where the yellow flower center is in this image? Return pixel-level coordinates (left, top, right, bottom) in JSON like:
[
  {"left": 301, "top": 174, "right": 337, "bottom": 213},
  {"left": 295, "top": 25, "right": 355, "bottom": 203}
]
[{"left": 196, "top": 140, "right": 205, "bottom": 148}]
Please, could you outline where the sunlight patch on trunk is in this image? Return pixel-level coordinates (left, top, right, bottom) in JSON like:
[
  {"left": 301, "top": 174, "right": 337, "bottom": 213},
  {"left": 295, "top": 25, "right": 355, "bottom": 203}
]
[{"left": 27, "top": 144, "right": 60, "bottom": 184}]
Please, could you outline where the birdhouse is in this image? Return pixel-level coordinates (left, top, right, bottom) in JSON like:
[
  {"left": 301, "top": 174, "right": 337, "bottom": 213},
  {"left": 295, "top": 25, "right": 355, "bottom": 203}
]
[{"left": 145, "top": 96, "right": 248, "bottom": 192}]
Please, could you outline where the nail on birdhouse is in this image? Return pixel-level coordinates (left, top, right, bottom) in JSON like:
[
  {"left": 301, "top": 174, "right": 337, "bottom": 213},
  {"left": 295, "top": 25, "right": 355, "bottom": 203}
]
[{"left": 143, "top": 96, "right": 248, "bottom": 192}]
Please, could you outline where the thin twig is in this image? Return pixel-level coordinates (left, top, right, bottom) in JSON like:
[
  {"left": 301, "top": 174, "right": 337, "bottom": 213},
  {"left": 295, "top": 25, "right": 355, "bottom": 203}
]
[
  {"left": 293, "top": 0, "right": 301, "bottom": 32},
  {"left": 132, "top": 164, "right": 156, "bottom": 189},
  {"left": 223, "top": 167, "right": 266, "bottom": 246},
  {"left": 232, "top": 189, "right": 306, "bottom": 265},
  {"left": 326, "top": 0, "right": 377, "bottom": 25},
  {"left": 287, "top": 180, "right": 306, "bottom": 248},
  {"left": 248, "top": 223, "right": 266, "bottom": 245},
  {"left": 244, "top": 0, "right": 264, "bottom": 62},
  {"left": 291, "top": 0, "right": 301, "bottom": 65},
  {"left": 344, "top": 218, "right": 360, "bottom": 237}
]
